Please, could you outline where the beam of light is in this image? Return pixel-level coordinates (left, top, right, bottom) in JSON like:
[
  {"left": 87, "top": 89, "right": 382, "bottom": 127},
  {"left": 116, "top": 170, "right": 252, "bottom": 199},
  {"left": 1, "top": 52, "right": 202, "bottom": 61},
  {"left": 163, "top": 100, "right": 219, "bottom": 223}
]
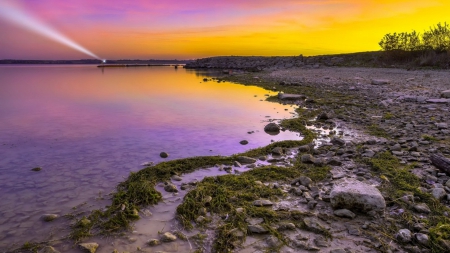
[{"left": 0, "top": 1, "right": 101, "bottom": 60}]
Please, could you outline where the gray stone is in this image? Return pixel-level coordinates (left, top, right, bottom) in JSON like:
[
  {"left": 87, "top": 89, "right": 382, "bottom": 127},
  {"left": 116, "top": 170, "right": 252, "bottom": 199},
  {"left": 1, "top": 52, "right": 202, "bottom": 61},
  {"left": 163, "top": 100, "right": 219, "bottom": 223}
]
[
  {"left": 264, "top": 123, "right": 280, "bottom": 133},
  {"left": 427, "top": 98, "right": 450, "bottom": 103},
  {"left": 441, "top": 90, "right": 450, "bottom": 98},
  {"left": 333, "top": 209, "right": 356, "bottom": 219},
  {"left": 330, "top": 137, "right": 346, "bottom": 146},
  {"left": 413, "top": 203, "right": 431, "bottom": 214},
  {"left": 313, "top": 236, "right": 328, "bottom": 247},
  {"left": 147, "top": 239, "right": 161, "bottom": 246},
  {"left": 371, "top": 79, "right": 390, "bottom": 85},
  {"left": 301, "top": 154, "right": 316, "bottom": 164},
  {"left": 240, "top": 140, "right": 249, "bottom": 145},
  {"left": 278, "top": 93, "right": 305, "bottom": 100},
  {"left": 446, "top": 179, "right": 450, "bottom": 188},
  {"left": 293, "top": 240, "right": 320, "bottom": 251},
  {"left": 272, "top": 147, "right": 284, "bottom": 155},
  {"left": 38, "top": 246, "right": 60, "bottom": 253},
  {"left": 303, "top": 217, "right": 327, "bottom": 234},
  {"left": 299, "top": 176, "right": 312, "bottom": 187},
  {"left": 161, "top": 232, "right": 177, "bottom": 242},
  {"left": 277, "top": 222, "right": 296, "bottom": 230},
  {"left": 41, "top": 214, "right": 59, "bottom": 222},
  {"left": 160, "top": 152, "right": 169, "bottom": 158},
  {"left": 164, "top": 183, "right": 178, "bottom": 193},
  {"left": 246, "top": 217, "right": 264, "bottom": 225},
  {"left": 330, "top": 178, "right": 386, "bottom": 212},
  {"left": 436, "top": 123, "right": 448, "bottom": 129},
  {"left": 266, "top": 235, "right": 280, "bottom": 247},
  {"left": 171, "top": 175, "right": 182, "bottom": 181},
  {"left": 327, "top": 157, "right": 342, "bottom": 166},
  {"left": 233, "top": 161, "right": 242, "bottom": 167},
  {"left": 432, "top": 188, "right": 447, "bottom": 200},
  {"left": 78, "top": 243, "right": 99, "bottom": 253},
  {"left": 298, "top": 145, "right": 311, "bottom": 153},
  {"left": 396, "top": 229, "right": 412, "bottom": 243},
  {"left": 248, "top": 224, "right": 268, "bottom": 233},
  {"left": 236, "top": 156, "right": 257, "bottom": 164},
  {"left": 253, "top": 199, "right": 273, "bottom": 206},
  {"left": 415, "top": 233, "right": 429, "bottom": 246}
]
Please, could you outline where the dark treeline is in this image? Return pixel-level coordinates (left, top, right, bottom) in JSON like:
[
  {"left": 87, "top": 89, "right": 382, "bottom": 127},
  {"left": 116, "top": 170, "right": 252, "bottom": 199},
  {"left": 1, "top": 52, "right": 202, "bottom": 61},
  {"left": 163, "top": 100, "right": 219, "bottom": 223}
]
[{"left": 378, "top": 22, "right": 450, "bottom": 68}]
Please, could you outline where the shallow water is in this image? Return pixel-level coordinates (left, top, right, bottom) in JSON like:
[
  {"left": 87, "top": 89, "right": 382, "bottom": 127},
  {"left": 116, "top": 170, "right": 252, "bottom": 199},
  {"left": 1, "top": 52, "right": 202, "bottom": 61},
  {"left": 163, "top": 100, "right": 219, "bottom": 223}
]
[{"left": 0, "top": 65, "right": 300, "bottom": 250}]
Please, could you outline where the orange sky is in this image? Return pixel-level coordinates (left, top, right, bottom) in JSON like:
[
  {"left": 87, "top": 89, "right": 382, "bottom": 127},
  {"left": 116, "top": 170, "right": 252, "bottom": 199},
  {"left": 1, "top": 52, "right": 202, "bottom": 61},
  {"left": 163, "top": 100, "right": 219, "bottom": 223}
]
[{"left": 0, "top": 0, "right": 449, "bottom": 60}]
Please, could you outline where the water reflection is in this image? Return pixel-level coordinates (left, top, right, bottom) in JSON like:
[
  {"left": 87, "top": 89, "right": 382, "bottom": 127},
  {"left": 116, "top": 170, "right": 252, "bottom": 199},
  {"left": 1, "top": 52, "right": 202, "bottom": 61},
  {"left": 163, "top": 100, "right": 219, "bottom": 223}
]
[{"left": 0, "top": 65, "right": 301, "bottom": 249}]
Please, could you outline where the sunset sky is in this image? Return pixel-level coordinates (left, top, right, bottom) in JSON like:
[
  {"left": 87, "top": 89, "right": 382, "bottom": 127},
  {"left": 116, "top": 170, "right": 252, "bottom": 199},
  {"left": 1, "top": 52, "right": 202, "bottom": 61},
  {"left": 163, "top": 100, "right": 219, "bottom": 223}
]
[{"left": 0, "top": 0, "right": 449, "bottom": 60}]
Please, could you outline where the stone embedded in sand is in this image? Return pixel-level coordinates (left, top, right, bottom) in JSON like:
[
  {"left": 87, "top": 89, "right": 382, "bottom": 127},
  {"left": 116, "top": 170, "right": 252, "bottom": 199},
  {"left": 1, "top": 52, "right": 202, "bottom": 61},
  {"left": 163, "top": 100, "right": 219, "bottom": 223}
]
[
  {"left": 330, "top": 178, "right": 386, "bottom": 213},
  {"left": 236, "top": 156, "right": 257, "bottom": 164},
  {"left": 371, "top": 79, "right": 390, "bottom": 85},
  {"left": 396, "top": 229, "right": 412, "bottom": 243},
  {"left": 161, "top": 232, "right": 177, "bottom": 242},
  {"left": 41, "top": 214, "right": 59, "bottom": 222},
  {"left": 38, "top": 246, "right": 60, "bottom": 253},
  {"left": 277, "top": 92, "right": 305, "bottom": 100},
  {"left": 78, "top": 243, "right": 99, "bottom": 253},
  {"left": 441, "top": 90, "right": 450, "bottom": 98},
  {"left": 253, "top": 199, "right": 273, "bottom": 206}
]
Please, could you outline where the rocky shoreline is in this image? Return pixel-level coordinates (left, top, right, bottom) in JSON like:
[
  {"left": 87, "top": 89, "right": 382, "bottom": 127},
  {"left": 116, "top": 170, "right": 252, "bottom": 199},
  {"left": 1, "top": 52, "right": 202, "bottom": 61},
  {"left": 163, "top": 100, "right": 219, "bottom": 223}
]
[
  {"left": 179, "top": 60, "right": 450, "bottom": 252},
  {"left": 21, "top": 60, "right": 450, "bottom": 253}
]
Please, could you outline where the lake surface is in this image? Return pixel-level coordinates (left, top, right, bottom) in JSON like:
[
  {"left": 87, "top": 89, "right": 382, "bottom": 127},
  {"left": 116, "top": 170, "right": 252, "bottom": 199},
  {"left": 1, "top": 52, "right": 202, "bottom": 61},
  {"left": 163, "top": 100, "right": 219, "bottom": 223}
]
[{"left": 0, "top": 65, "right": 300, "bottom": 250}]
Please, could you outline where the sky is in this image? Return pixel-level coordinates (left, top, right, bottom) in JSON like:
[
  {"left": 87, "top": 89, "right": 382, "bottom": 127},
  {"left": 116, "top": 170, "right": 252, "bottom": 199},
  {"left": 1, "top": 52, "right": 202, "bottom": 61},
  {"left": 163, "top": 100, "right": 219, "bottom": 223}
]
[{"left": 0, "top": 0, "right": 449, "bottom": 60}]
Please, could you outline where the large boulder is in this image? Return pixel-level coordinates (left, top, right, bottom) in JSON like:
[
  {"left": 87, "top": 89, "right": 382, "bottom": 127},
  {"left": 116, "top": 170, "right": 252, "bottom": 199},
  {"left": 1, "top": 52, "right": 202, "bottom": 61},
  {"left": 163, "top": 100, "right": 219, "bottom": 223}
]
[{"left": 330, "top": 178, "right": 386, "bottom": 213}]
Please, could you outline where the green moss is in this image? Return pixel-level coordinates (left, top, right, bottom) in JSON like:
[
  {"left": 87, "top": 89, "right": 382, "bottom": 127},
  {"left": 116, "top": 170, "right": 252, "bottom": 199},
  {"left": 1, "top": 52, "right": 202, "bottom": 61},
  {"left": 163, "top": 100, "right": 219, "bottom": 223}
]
[
  {"left": 365, "top": 152, "right": 450, "bottom": 252},
  {"left": 383, "top": 112, "right": 395, "bottom": 119},
  {"left": 177, "top": 166, "right": 307, "bottom": 252},
  {"left": 422, "top": 134, "right": 438, "bottom": 142},
  {"left": 367, "top": 124, "right": 389, "bottom": 138}
]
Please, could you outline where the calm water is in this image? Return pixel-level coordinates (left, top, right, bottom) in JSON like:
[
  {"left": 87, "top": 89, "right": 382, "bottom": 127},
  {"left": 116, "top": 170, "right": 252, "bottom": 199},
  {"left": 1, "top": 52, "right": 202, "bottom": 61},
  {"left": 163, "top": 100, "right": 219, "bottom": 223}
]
[{"left": 0, "top": 65, "right": 300, "bottom": 249}]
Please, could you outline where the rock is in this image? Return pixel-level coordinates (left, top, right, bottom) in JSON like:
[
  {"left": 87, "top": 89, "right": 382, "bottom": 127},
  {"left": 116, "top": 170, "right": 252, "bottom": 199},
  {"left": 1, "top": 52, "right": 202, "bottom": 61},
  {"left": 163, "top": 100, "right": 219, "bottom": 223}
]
[
  {"left": 293, "top": 240, "right": 320, "bottom": 251},
  {"left": 431, "top": 188, "right": 446, "bottom": 200},
  {"left": 161, "top": 232, "right": 177, "bottom": 242},
  {"left": 272, "top": 147, "right": 284, "bottom": 155},
  {"left": 396, "top": 229, "right": 412, "bottom": 243},
  {"left": 298, "top": 145, "right": 310, "bottom": 153},
  {"left": 196, "top": 216, "right": 206, "bottom": 223},
  {"left": 264, "top": 122, "right": 280, "bottom": 133},
  {"left": 253, "top": 199, "right": 273, "bottom": 206},
  {"left": 233, "top": 161, "right": 242, "bottom": 167},
  {"left": 236, "top": 156, "right": 257, "bottom": 164},
  {"left": 301, "top": 154, "right": 316, "bottom": 164},
  {"left": 78, "top": 243, "right": 99, "bottom": 253},
  {"left": 303, "top": 217, "right": 327, "bottom": 234},
  {"left": 38, "top": 246, "right": 60, "bottom": 253},
  {"left": 246, "top": 217, "right": 264, "bottom": 225},
  {"left": 317, "top": 112, "right": 332, "bottom": 120},
  {"left": 229, "top": 228, "right": 245, "bottom": 238},
  {"left": 327, "top": 157, "right": 342, "bottom": 166},
  {"left": 147, "top": 239, "right": 161, "bottom": 246},
  {"left": 278, "top": 93, "right": 305, "bottom": 100},
  {"left": 239, "top": 140, "right": 249, "bottom": 145},
  {"left": 164, "top": 183, "right": 178, "bottom": 193},
  {"left": 436, "top": 123, "right": 448, "bottom": 129},
  {"left": 441, "top": 90, "right": 450, "bottom": 98},
  {"left": 439, "top": 239, "right": 450, "bottom": 251},
  {"left": 41, "top": 214, "right": 59, "bottom": 222},
  {"left": 330, "top": 137, "right": 346, "bottom": 146},
  {"left": 413, "top": 203, "right": 431, "bottom": 214},
  {"left": 266, "top": 235, "right": 280, "bottom": 247},
  {"left": 313, "top": 236, "right": 328, "bottom": 247},
  {"left": 427, "top": 98, "right": 450, "bottom": 103},
  {"left": 330, "top": 178, "right": 386, "bottom": 213},
  {"left": 277, "top": 222, "right": 296, "bottom": 230},
  {"left": 248, "top": 224, "right": 268, "bottom": 233},
  {"left": 333, "top": 209, "right": 356, "bottom": 219},
  {"left": 171, "top": 175, "right": 182, "bottom": 181},
  {"left": 31, "top": 167, "right": 42, "bottom": 171},
  {"left": 297, "top": 176, "right": 312, "bottom": 187},
  {"left": 415, "top": 233, "right": 429, "bottom": 246},
  {"left": 308, "top": 200, "right": 318, "bottom": 209},
  {"left": 160, "top": 152, "right": 169, "bottom": 158},
  {"left": 371, "top": 79, "right": 390, "bottom": 85},
  {"left": 446, "top": 179, "right": 450, "bottom": 188},
  {"left": 330, "top": 249, "right": 346, "bottom": 253}
]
